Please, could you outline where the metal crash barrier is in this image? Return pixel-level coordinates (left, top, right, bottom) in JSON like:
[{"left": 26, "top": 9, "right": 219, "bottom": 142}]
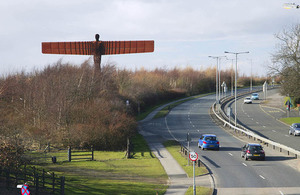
[{"left": 212, "top": 87, "right": 300, "bottom": 159}]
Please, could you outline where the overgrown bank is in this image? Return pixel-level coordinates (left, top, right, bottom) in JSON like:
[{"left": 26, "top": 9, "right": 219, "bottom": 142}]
[{"left": 0, "top": 60, "right": 268, "bottom": 171}]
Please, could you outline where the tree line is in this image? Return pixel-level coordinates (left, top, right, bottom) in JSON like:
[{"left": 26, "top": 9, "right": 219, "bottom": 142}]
[{"left": 0, "top": 60, "right": 267, "bottom": 157}]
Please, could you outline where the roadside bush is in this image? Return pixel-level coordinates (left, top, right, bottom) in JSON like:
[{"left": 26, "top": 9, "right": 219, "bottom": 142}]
[{"left": 0, "top": 141, "right": 24, "bottom": 170}]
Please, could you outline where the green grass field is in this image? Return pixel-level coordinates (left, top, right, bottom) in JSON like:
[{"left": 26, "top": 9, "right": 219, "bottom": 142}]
[
  {"left": 280, "top": 117, "right": 300, "bottom": 125},
  {"left": 32, "top": 134, "right": 168, "bottom": 195}
]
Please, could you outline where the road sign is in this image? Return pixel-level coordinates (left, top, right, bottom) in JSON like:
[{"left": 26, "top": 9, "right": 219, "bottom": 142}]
[
  {"left": 189, "top": 151, "right": 198, "bottom": 161},
  {"left": 21, "top": 184, "right": 30, "bottom": 195}
]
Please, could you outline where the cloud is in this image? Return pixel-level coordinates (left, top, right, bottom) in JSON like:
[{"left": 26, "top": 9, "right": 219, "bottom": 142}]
[{"left": 0, "top": 0, "right": 299, "bottom": 76}]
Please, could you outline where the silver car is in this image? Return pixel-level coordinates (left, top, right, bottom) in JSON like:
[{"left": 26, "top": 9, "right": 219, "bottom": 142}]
[
  {"left": 243, "top": 97, "right": 252, "bottom": 104},
  {"left": 289, "top": 123, "right": 300, "bottom": 136}
]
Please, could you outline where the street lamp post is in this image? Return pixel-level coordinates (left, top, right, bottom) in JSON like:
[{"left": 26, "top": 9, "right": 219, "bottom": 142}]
[
  {"left": 209, "top": 56, "right": 226, "bottom": 105},
  {"left": 224, "top": 51, "right": 249, "bottom": 126},
  {"left": 226, "top": 58, "right": 235, "bottom": 96},
  {"left": 250, "top": 59, "right": 253, "bottom": 92}
]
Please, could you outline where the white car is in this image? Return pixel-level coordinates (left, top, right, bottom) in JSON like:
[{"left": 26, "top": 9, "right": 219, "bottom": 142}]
[{"left": 244, "top": 97, "right": 252, "bottom": 104}]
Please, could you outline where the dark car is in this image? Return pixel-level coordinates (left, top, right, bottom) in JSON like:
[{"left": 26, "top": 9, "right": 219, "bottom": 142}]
[
  {"left": 241, "top": 143, "right": 265, "bottom": 161},
  {"left": 289, "top": 123, "right": 300, "bottom": 136},
  {"left": 198, "top": 134, "right": 219, "bottom": 150}
]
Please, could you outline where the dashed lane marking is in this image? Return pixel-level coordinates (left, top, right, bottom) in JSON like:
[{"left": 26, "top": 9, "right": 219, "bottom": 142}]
[
  {"left": 228, "top": 153, "right": 233, "bottom": 156},
  {"left": 259, "top": 175, "right": 266, "bottom": 180},
  {"left": 279, "top": 190, "right": 284, "bottom": 195},
  {"left": 242, "top": 163, "right": 247, "bottom": 167}
]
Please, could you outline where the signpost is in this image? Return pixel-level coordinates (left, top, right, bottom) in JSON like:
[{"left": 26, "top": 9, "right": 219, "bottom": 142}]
[
  {"left": 42, "top": 34, "right": 154, "bottom": 72},
  {"left": 263, "top": 81, "right": 268, "bottom": 100},
  {"left": 21, "top": 184, "right": 30, "bottom": 195},
  {"left": 187, "top": 133, "right": 191, "bottom": 166},
  {"left": 189, "top": 151, "right": 198, "bottom": 195},
  {"left": 285, "top": 97, "right": 294, "bottom": 117}
]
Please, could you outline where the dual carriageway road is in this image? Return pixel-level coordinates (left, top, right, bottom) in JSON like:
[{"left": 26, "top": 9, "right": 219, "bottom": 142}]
[{"left": 140, "top": 89, "right": 300, "bottom": 194}]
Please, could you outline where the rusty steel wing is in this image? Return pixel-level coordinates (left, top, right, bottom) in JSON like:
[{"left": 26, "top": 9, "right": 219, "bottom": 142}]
[
  {"left": 101, "top": 41, "right": 154, "bottom": 55},
  {"left": 42, "top": 40, "right": 154, "bottom": 55}
]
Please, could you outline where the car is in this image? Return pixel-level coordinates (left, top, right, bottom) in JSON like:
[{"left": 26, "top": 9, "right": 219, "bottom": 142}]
[
  {"left": 198, "top": 134, "right": 219, "bottom": 150},
  {"left": 289, "top": 123, "right": 300, "bottom": 136},
  {"left": 251, "top": 93, "right": 259, "bottom": 100},
  {"left": 241, "top": 143, "right": 265, "bottom": 161},
  {"left": 244, "top": 97, "right": 252, "bottom": 104}
]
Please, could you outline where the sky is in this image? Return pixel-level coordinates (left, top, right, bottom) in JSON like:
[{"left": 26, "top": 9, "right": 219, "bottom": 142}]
[{"left": 1, "top": 0, "right": 300, "bottom": 77}]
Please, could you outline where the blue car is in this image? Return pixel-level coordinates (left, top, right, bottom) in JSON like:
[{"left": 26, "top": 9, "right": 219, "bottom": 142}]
[
  {"left": 251, "top": 93, "right": 259, "bottom": 100},
  {"left": 198, "top": 134, "right": 219, "bottom": 150}
]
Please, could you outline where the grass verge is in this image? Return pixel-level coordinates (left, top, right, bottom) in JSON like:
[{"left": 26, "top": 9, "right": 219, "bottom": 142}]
[
  {"left": 185, "top": 186, "right": 213, "bottom": 195},
  {"left": 163, "top": 140, "right": 212, "bottom": 195},
  {"left": 163, "top": 140, "right": 208, "bottom": 177},
  {"left": 280, "top": 117, "right": 300, "bottom": 125},
  {"left": 32, "top": 134, "right": 168, "bottom": 195}
]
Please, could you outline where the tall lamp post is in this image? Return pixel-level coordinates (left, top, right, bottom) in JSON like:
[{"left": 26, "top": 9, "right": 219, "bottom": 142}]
[
  {"left": 248, "top": 59, "right": 253, "bottom": 92},
  {"left": 226, "top": 57, "right": 235, "bottom": 96},
  {"left": 209, "top": 56, "right": 226, "bottom": 104},
  {"left": 224, "top": 51, "right": 249, "bottom": 126}
]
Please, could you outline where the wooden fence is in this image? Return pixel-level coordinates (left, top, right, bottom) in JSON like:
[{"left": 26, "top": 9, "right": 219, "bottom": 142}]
[
  {"left": 68, "top": 146, "right": 94, "bottom": 162},
  {"left": 0, "top": 166, "right": 65, "bottom": 195}
]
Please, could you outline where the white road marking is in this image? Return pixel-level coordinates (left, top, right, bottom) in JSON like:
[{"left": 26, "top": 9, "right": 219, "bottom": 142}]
[
  {"left": 190, "top": 121, "right": 192, "bottom": 124},
  {"left": 228, "top": 153, "right": 233, "bottom": 156},
  {"left": 259, "top": 175, "right": 266, "bottom": 180},
  {"left": 285, "top": 135, "right": 290, "bottom": 137},
  {"left": 251, "top": 118, "right": 254, "bottom": 120},
  {"left": 272, "top": 130, "right": 276, "bottom": 132},
  {"left": 193, "top": 125, "right": 195, "bottom": 127},
  {"left": 256, "top": 122, "right": 259, "bottom": 124},
  {"left": 242, "top": 163, "right": 247, "bottom": 167},
  {"left": 263, "top": 126, "right": 266, "bottom": 128},
  {"left": 279, "top": 190, "right": 284, "bottom": 195}
]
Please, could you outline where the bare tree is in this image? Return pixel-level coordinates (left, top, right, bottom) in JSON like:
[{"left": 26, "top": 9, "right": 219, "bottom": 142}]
[{"left": 270, "top": 24, "right": 300, "bottom": 102}]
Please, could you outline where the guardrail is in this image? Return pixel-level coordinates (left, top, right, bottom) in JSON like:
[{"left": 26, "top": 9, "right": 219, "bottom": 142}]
[{"left": 212, "top": 87, "right": 300, "bottom": 159}]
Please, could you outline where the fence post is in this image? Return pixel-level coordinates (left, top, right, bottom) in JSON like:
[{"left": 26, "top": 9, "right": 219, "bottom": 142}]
[
  {"left": 52, "top": 172, "right": 55, "bottom": 194},
  {"left": 33, "top": 167, "right": 37, "bottom": 186},
  {"left": 60, "top": 176, "right": 65, "bottom": 195},
  {"left": 35, "top": 173, "right": 39, "bottom": 195},
  {"left": 68, "top": 146, "right": 72, "bottom": 162},
  {"left": 15, "top": 169, "right": 18, "bottom": 187},
  {"left": 91, "top": 145, "right": 94, "bottom": 161},
  {"left": 42, "top": 169, "right": 45, "bottom": 188},
  {"left": 197, "top": 159, "right": 201, "bottom": 167},
  {"left": 6, "top": 169, "right": 10, "bottom": 189}
]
